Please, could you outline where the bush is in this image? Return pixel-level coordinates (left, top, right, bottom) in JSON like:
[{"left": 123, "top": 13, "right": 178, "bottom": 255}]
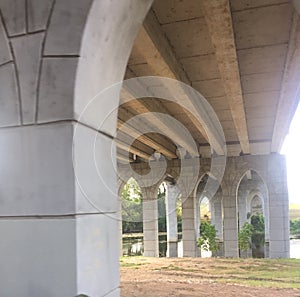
[
  {"left": 290, "top": 218, "right": 300, "bottom": 238},
  {"left": 250, "top": 214, "right": 265, "bottom": 252},
  {"left": 197, "top": 221, "right": 219, "bottom": 252},
  {"left": 238, "top": 222, "right": 253, "bottom": 252}
]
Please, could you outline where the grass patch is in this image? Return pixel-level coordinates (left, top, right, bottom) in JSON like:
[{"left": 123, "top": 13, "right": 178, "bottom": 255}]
[
  {"left": 121, "top": 257, "right": 300, "bottom": 289},
  {"left": 120, "top": 257, "right": 149, "bottom": 269}
]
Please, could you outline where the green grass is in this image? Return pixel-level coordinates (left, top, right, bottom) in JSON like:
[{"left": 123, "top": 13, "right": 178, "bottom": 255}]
[
  {"left": 121, "top": 257, "right": 300, "bottom": 289},
  {"left": 178, "top": 258, "right": 300, "bottom": 288},
  {"left": 120, "top": 256, "right": 149, "bottom": 269}
]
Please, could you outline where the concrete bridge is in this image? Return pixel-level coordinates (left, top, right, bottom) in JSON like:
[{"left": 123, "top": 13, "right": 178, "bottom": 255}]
[{"left": 0, "top": 0, "right": 298, "bottom": 296}]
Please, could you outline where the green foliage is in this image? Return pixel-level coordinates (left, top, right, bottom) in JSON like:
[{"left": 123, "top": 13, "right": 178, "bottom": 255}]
[
  {"left": 157, "top": 183, "right": 167, "bottom": 233},
  {"left": 250, "top": 214, "right": 265, "bottom": 250},
  {"left": 238, "top": 222, "right": 254, "bottom": 252},
  {"left": 290, "top": 218, "right": 300, "bottom": 238},
  {"left": 177, "top": 196, "right": 182, "bottom": 232},
  {"left": 122, "top": 178, "right": 143, "bottom": 233},
  {"left": 251, "top": 213, "right": 265, "bottom": 232},
  {"left": 197, "top": 221, "right": 219, "bottom": 252}
]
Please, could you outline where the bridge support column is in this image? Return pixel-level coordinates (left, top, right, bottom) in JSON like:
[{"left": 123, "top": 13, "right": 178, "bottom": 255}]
[
  {"left": 222, "top": 164, "right": 239, "bottom": 258},
  {"left": 212, "top": 190, "right": 224, "bottom": 257},
  {"left": 182, "top": 194, "right": 198, "bottom": 257},
  {"left": 166, "top": 183, "right": 179, "bottom": 257},
  {"left": 141, "top": 186, "right": 159, "bottom": 257},
  {"left": 0, "top": 123, "right": 120, "bottom": 297},
  {"left": 267, "top": 154, "right": 290, "bottom": 258}
]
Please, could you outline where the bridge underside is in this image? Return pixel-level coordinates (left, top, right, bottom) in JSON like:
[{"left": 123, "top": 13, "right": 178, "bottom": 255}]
[{"left": 0, "top": 0, "right": 297, "bottom": 296}]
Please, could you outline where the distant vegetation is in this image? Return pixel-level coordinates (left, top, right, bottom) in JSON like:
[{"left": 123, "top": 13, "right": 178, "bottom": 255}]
[
  {"left": 290, "top": 204, "right": 300, "bottom": 220},
  {"left": 290, "top": 204, "right": 300, "bottom": 239}
]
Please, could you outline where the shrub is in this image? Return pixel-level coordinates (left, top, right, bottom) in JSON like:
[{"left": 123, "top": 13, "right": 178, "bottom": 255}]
[
  {"left": 197, "top": 221, "right": 219, "bottom": 252},
  {"left": 238, "top": 222, "right": 254, "bottom": 252}
]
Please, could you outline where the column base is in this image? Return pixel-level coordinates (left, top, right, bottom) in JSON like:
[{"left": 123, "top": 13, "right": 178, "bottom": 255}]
[{"left": 167, "top": 241, "right": 178, "bottom": 257}]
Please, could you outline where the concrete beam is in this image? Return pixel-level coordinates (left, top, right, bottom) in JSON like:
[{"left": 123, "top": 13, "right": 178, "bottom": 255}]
[
  {"left": 115, "top": 137, "right": 152, "bottom": 161},
  {"left": 118, "top": 107, "right": 177, "bottom": 159},
  {"left": 200, "top": 0, "right": 250, "bottom": 154},
  {"left": 132, "top": 10, "right": 225, "bottom": 155},
  {"left": 271, "top": 12, "right": 300, "bottom": 152},
  {"left": 122, "top": 70, "right": 199, "bottom": 157}
]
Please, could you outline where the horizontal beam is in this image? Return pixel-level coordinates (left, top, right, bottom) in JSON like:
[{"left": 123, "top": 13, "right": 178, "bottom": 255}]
[
  {"left": 200, "top": 0, "right": 250, "bottom": 154},
  {"left": 115, "top": 138, "right": 152, "bottom": 161},
  {"left": 117, "top": 107, "right": 177, "bottom": 159},
  {"left": 271, "top": 12, "right": 300, "bottom": 152},
  {"left": 133, "top": 10, "right": 225, "bottom": 155}
]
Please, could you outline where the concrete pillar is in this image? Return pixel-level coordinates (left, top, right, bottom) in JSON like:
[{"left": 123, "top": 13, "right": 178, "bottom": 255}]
[
  {"left": 237, "top": 184, "right": 251, "bottom": 258},
  {"left": 212, "top": 190, "right": 223, "bottom": 242},
  {"left": 182, "top": 195, "right": 198, "bottom": 257},
  {"left": 212, "top": 190, "right": 224, "bottom": 257},
  {"left": 166, "top": 183, "right": 179, "bottom": 257},
  {"left": 141, "top": 186, "right": 159, "bottom": 257},
  {"left": 195, "top": 197, "right": 201, "bottom": 257},
  {"left": 223, "top": 191, "right": 239, "bottom": 257},
  {"left": 118, "top": 194, "right": 123, "bottom": 257},
  {"left": 238, "top": 184, "right": 249, "bottom": 229},
  {"left": 0, "top": 0, "right": 154, "bottom": 295},
  {"left": 0, "top": 123, "right": 120, "bottom": 297},
  {"left": 267, "top": 154, "right": 290, "bottom": 258}
]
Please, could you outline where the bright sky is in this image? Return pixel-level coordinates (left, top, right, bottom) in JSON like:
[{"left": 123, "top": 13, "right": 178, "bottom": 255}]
[{"left": 281, "top": 103, "right": 300, "bottom": 205}]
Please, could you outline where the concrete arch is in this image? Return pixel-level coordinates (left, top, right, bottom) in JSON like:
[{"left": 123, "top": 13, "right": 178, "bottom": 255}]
[
  {"left": 237, "top": 169, "right": 270, "bottom": 258},
  {"left": 0, "top": 1, "right": 153, "bottom": 296}
]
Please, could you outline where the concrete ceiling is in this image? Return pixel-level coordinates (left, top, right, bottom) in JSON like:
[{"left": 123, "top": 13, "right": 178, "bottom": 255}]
[{"left": 117, "top": 0, "right": 300, "bottom": 163}]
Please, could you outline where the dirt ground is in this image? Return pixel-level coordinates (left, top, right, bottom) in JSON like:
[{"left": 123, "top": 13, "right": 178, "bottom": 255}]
[{"left": 120, "top": 257, "right": 300, "bottom": 297}]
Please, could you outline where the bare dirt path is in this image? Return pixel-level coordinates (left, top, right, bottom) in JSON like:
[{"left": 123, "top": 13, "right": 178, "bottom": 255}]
[{"left": 120, "top": 257, "right": 300, "bottom": 297}]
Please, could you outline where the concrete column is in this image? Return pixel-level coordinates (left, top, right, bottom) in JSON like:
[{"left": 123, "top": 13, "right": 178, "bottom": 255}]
[
  {"left": 238, "top": 184, "right": 249, "bottom": 229},
  {"left": 0, "top": 0, "right": 154, "bottom": 295},
  {"left": 182, "top": 195, "right": 197, "bottom": 257},
  {"left": 166, "top": 183, "right": 179, "bottom": 257},
  {"left": 267, "top": 154, "right": 290, "bottom": 258},
  {"left": 195, "top": 197, "right": 202, "bottom": 257},
  {"left": 118, "top": 194, "right": 123, "bottom": 257},
  {"left": 212, "top": 190, "right": 224, "bottom": 256},
  {"left": 212, "top": 191, "right": 223, "bottom": 242},
  {"left": 237, "top": 184, "right": 251, "bottom": 258},
  {"left": 141, "top": 186, "right": 159, "bottom": 257},
  {"left": 223, "top": 190, "right": 239, "bottom": 257},
  {"left": 0, "top": 123, "right": 120, "bottom": 297}
]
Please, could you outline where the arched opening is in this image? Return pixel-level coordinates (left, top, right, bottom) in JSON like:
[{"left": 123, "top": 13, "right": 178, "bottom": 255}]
[
  {"left": 0, "top": 0, "right": 297, "bottom": 296},
  {"left": 195, "top": 174, "right": 223, "bottom": 257},
  {"left": 237, "top": 170, "right": 269, "bottom": 258},
  {"left": 121, "top": 177, "right": 143, "bottom": 256}
]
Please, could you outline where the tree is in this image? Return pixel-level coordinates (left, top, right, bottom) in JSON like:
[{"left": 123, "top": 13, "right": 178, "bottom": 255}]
[
  {"left": 250, "top": 213, "right": 265, "bottom": 251},
  {"left": 197, "top": 221, "right": 219, "bottom": 252},
  {"left": 290, "top": 219, "right": 300, "bottom": 238},
  {"left": 238, "top": 222, "right": 254, "bottom": 252},
  {"left": 122, "top": 178, "right": 143, "bottom": 233}
]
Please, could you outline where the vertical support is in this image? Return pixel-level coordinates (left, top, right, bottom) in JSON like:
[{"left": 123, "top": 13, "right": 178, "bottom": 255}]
[
  {"left": 117, "top": 191, "right": 123, "bottom": 257},
  {"left": 212, "top": 190, "right": 224, "bottom": 256},
  {"left": 166, "top": 183, "right": 179, "bottom": 257},
  {"left": 141, "top": 186, "right": 159, "bottom": 257},
  {"left": 182, "top": 195, "right": 197, "bottom": 257},
  {"left": 0, "top": 123, "right": 120, "bottom": 296},
  {"left": 195, "top": 197, "right": 202, "bottom": 257},
  {"left": 223, "top": 178, "right": 239, "bottom": 257},
  {"left": 212, "top": 190, "right": 224, "bottom": 242},
  {"left": 267, "top": 154, "right": 290, "bottom": 258},
  {"left": 237, "top": 183, "right": 250, "bottom": 258}
]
